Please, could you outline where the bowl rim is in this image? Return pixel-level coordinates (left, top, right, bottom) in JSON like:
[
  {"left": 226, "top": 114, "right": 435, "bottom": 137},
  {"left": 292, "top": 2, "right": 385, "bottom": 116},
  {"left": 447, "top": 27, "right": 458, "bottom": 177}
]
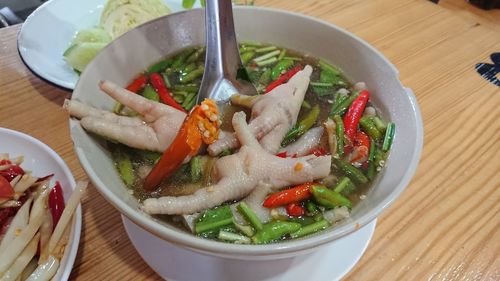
[
  {"left": 0, "top": 127, "right": 82, "bottom": 280},
  {"left": 71, "top": 6, "right": 423, "bottom": 257}
]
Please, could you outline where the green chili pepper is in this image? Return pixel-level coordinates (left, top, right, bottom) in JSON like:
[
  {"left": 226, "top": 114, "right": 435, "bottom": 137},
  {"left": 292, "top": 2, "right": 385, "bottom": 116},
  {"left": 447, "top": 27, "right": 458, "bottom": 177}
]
[
  {"left": 305, "top": 200, "right": 319, "bottom": 215},
  {"left": 142, "top": 84, "right": 159, "bottom": 102},
  {"left": 332, "top": 158, "right": 369, "bottom": 185},
  {"left": 252, "top": 221, "right": 301, "bottom": 244},
  {"left": 360, "top": 117, "right": 382, "bottom": 140},
  {"left": 372, "top": 116, "right": 387, "bottom": 132},
  {"left": 282, "top": 105, "right": 320, "bottom": 145},
  {"left": 333, "top": 115, "right": 344, "bottom": 156},
  {"left": 311, "top": 185, "right": 352, "bottom": 209},
  {"left": 290, "top": 219, "right": 329, "bottom": 239},
  {"left": 237, "top": 202, "right": 263, "bottom": 231},
  {"left": 271, "top": 59, "right": 294, "bottom": 80}
]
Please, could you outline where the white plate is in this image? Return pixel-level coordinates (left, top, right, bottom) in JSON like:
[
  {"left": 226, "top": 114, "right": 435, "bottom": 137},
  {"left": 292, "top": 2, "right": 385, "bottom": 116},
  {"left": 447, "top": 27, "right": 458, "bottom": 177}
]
[
  {"left": 17, "top": 0, "right": 197, "bottom": 89},
  {"left": 0, "top": 127, "right": 82, "bottom": 281},
  {"left": 123, "top": 216, "right": 376, "bottom": 281}
]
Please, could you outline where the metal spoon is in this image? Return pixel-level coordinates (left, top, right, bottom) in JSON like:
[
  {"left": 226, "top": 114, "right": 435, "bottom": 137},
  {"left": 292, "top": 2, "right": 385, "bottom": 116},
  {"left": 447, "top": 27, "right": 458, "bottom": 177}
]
[{"left": 196, "top": 0, "right": 257, "bottom": 105}]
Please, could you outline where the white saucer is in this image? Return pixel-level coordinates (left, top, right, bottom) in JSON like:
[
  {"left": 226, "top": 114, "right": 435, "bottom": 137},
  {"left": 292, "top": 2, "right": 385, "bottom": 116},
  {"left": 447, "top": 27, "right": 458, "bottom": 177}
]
[{"left": 122, "top": 216, "right": 376, "bottom": 281}]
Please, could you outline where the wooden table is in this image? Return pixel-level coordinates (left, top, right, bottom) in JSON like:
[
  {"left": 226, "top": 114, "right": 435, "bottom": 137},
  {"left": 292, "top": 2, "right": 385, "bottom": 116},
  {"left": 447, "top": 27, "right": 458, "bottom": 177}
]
[{"left": 1, "top": 0, "right": 498, "bottom": 280}]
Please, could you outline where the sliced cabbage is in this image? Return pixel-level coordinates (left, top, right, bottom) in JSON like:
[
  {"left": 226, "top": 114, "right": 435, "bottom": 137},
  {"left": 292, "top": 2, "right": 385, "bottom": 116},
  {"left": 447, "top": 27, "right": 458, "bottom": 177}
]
[{"left": 100, "top": 0, "right": 171, "bottom": 38}]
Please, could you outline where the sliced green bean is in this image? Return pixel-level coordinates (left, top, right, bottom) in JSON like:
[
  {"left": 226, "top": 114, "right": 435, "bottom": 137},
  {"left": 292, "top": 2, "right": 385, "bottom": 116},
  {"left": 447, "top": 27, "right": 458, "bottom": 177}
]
[
  {"left": 181, "top": 62, "right": 197, "bottom": 74},
  {"left": 173, "top": 84, "right": 199, "bottom": 93},
  {"left": 259, "top": 68, "right": 272, "bottom": 85},
  {"left": 171, "top": 49, "right": 194, "bottom": 70},
  {"left": 330, "top": 91, "right": 359, "bottom": 116},
  {"left": 310, "top": 82, "right": 334, "bottom": 87},
  {"left": 241, "top": 51, "right": 255, "bottom": 65},
  {"left": 306, "top": 201, "right": 319, "bottom": 215},
  {"left": 195, "top": 217, "right": 233, "bottom": 234},
  {"left": 113, "top": 150, "right": 134, "bottom": 187},
  {"left": 382, "top": 122, "right": 395, "bottom": 151},
  {"left": 252, "top": 221, "right": 301, "bottom": 244},
  {"left": 283, "top": 56, "right": 302, "bottom": 61},
  {"left": 333, "top": 115, "right": 344, "bottom": 157},
  {"left": 255, "top": 45, "right": 277, "bottom": 53},
  {"left": 282, "top": 105, "right": 320, "bottom": 145},
  {"left": 186, "top": 47, "right": 205, "bottom": 63},
  {"left": 333, "top": 176, "right": 355, "bottom": 195},
  {"left": 190, "top": 156, "right": 203, "bottom": 183},
  {"left": 179, "top": 65, "right": 204, "bottom": 84},
  {"left": 256, "top": 57, "right": 278, "bottom": 67},
  {"left": 218, "top": 230, "right": 251, "bottom": 244},
  {"left": 290, "top": 219, "right": 329, "bottom": 239},
  {"left": 332, "top": 158, "right": 369, "bottom": 185},
  {"left": 147, "top": 59, "right": 171, "bottom": 73},
  {"left": 374, "top": 147, "right": 387, "bottom": 168},
  {"left": 311, "top": 185, "right": 352, "bottom": 208},
  {"left": 278, "top": 49, "right": 286, "bottom": 60},
  {"left": 372, "top": 116, "right": 387, "bottom": 132},
  {"left": 237, "top": 202, "right": 263, "bottom": 231},
  {"left": 239, "top": 45, "right": 256, "bottom": 53},
  {"left": 162, "top": 72, "right": 172, "bottom": 88},
  {"left": 142, "top": 85, "right": 159, "bottom": 102},
  {"left": 359, "top": 117, "right": 382, "bottom": 140},
  {"left": 253, "top": 50, "right": 280, "bottom": 62}
]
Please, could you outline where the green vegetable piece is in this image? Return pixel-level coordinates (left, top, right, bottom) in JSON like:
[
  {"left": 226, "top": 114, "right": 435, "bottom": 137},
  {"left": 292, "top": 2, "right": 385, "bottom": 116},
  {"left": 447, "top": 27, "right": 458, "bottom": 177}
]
[
  {"left": 218, "top": 149, "right": 233, "bottom": 157},
  {"left": 255, "top": 46, "right": 277, "bottom": 53},
  {"left": 113, "top": 150, "right": 134, "bottom": 187},
  {"left": 171, "top": 49, "right": 194, "bottom": 71},
  {"left": 259, "top": 68, "right": 272, "bottom": 85},
  {"left": 147, "top": 59, "right": 171, "bottom": 74},
  {"left": 186, "top": 47, "right": 205, "bottom": 63},
  {"left": 319, "top": 60, "right": 341, "bottom": 76},
  {"left": 234, "top": 223, "right": 255, "bottom": 237},
  {"left": 278, "top": 49, "right": 287, "bottom": 60},
  {"left": 162, "top": 72, "right": 172, "bottom": 88},
  {"left": 138, "top": 150, "right": 162, "bottom": 162},
  {"left": 290, "top": 219, "right": 329, "bottom": 239},
  {"left": 374, "top": 147, "right": 387, "bottom": 168},
  {"left": 240, "top": 51, "right": 255, "bottom": 65},
  {"left": 142, "top": 85, "right": 159, "bottom": 102},
  {"left": 305, "top": 201, "right": 319, "bottom": 215},
  {"left": 190, "top": 156, "right": 203, "bottom": 183},
  {"left": 282, "top": 105, "right": 320, "bottom": 145},
  {"left": 333, "top": 115, "right": 344, "bottom": 156},
  {"left": 237, "top": 202, "right": 263, "bottom": 231},
  {"left": 113, "top": 102, "right": 123, "bottom": 114},
  {"left": 179, "top": 65, "right": 205, "bottom": 84},
  {"left": 382, "top": 122, "right": 396, "bottom": 151},
  {"left": 255, "top": 57, "right": 278, "bottom": 67},
  {"left": 173, "top": 84, "right": 199, "bottom": 93},
  {"left": 301, "top": 100, "right": 311, "bottom": 109},
  {"left": 218, "top": 230, "right": 251, "bottom": 244},
  {"left": 372, "top": 116, "right": 387, "bottom": 132},
  {"left": 252, "top": 221, "right": 301, "bottom": 244},
  {"left": 181, "top": 92, "right": 197, "bottom": 109},
  {"left": 330, "top": 92, "right": 359, "bottom": 116},
  {"left": 271, "top": 59, "right": 294, "bottom": 80},
  {"left": 195, "top": 205, "right": 234, "bottom": 234},
  {"left": 287, "top": 216, "right": 316, "bottom": 226},
  {"left": 359, "top": 117, "right": 382, "bottom": 140},
  {"left": 181, "top": 62, "right": 197, "bottom": 74},
  {"left": 333, "top": 177, "right": 356, "bottom": 195},
  {"left": 311, "top": 185, "right": 352, "bottom": 209},
  {"left": 366, "top": 161, "right": 376, "bottom": 180},
  {"left": 332, "top": 158, "right": 369, "bottom": 185}
]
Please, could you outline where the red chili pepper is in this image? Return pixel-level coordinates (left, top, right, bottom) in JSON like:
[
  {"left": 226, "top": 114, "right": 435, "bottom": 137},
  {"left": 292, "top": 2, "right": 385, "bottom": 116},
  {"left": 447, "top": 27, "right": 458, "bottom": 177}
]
[
  {"left": 349, "top": 131, "right": 370, "bottom": 164},
  {"left": 144, "top": 100, "right": 219, "bottom": 191},
  {"left": 354, "top": 131, "right": 370, "bottom": 148},
  {"left": 263, "top": 182, "right": 314, "bottom": 208},
  {"left": 275, "top": 151, "right": 287, "bottom": 158},
  {"left": 126, "top": 75, "right": 148, "bottom": 93},
  {"left": 264, "top": 66, "right": 302, "bottom": 93},
  {"left": 149, "top": 73, "right": 186, "bottom": 113},
  {"left": 48, "top": 181, "right": 65, "bottom": 229},
  {"left": 309, "top": 147, "right": 327, "bottom": 156},
  {"left": 286, "top": 203, "right": 305, "bottom": 217},
  {"left": 343, "top": 90, "right": 370, "bottom": 142},
  {"left": 0, "top": 176, "right": 14, "bottom": 199}
]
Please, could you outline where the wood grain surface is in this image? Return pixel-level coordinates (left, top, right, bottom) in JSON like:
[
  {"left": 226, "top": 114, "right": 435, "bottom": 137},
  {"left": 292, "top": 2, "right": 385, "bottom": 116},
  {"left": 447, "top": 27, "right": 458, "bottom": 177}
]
[{"left": 0, "top": 0, "right": 498, "bottom": 280}]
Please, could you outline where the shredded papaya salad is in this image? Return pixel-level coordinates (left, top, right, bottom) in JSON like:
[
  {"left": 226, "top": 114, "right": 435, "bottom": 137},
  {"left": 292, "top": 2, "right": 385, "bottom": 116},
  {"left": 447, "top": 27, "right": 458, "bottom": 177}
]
[
  {"left": 106, "top": 43, "right": 396, "bottom": 244},
  {"left": 0, "top": 154, "right": 87, "bottom": 280}
]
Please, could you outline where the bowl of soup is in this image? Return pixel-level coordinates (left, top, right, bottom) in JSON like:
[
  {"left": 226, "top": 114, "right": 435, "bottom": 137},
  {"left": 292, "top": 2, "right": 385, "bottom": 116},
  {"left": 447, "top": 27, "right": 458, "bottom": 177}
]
[{"left": 68, "top": 7, "right": 423, "bottom": 260}]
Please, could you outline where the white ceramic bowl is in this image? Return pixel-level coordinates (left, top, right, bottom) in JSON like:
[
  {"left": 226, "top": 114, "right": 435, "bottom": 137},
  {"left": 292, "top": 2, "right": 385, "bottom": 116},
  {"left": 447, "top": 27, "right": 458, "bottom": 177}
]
[
  {"left": 70, "top": 7, "right": 423, "bottom": 260},
  {"left": 0, "top": 128, "right": 82, "bottom": 280}
]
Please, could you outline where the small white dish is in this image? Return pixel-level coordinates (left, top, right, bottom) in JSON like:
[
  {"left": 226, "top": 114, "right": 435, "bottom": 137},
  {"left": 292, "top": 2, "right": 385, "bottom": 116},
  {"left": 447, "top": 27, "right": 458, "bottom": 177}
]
[
  {"left": 17, "top": 0, "right": 196, "bottom": 89},
  {"left": 123, "top": 215, "right": 376, "bottom": 281},
  {"left": 0, "top": 127, "right": 82, "bottom": 281}
]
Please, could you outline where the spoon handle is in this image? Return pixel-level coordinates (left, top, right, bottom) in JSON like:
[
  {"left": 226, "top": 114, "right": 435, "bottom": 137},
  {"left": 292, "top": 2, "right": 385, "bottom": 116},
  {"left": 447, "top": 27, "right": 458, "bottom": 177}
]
[{"left": 198, "top": 0, "right": 242, "bottom": 103}]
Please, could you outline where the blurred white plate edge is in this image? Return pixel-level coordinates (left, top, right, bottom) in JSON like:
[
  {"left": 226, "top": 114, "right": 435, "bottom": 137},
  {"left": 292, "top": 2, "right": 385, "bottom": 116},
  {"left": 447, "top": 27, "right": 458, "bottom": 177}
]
[
  {"left": 0, "top": 127, "right": 82, "bottom": 281},
  {"left": 17, "top": 0, "right": 194, "bottom": 90}
]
